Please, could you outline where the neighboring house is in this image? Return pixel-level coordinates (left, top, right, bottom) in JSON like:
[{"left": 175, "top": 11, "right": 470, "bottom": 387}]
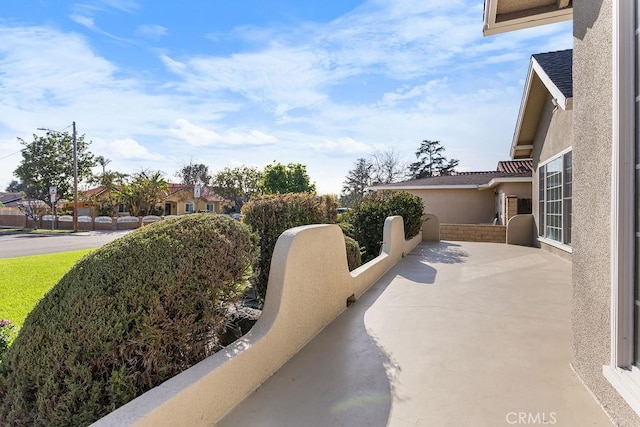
[
  {"left": 76, "top": 186, "right": 123, "bottom": 217},
  {"left": 511, "top": 49, "right": 573, "bottom": 257},
  {"left": 164, "top": 184, "right": 226, "bottom": 216},
  {"left": 0, "top": 192, "right": 25, "bottom": 208},
  {"left": 484, "top": 0, "right": 640, "bottom": 424},
  {"left": 369, "top": 160, "right": 532, "bottom": 225},
  {"left": 76, "top": 184, "right": 227, "bottom": 217},
  {"left": 0, "top": 192, "right": 26, "bottom": 215}
]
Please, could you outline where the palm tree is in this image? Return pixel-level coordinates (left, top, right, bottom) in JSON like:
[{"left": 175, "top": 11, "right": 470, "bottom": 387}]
[{"left": 116, "top": 170, "right": 168, "bottom": 216}]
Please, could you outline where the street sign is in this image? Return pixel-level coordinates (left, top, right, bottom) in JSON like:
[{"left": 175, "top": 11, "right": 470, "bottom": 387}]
[
  {"left": 49, "top": 186, "right": 57, "bottom": 202},
  {"left": 194, "top": 184, "right": 201, "bottom": 198}
]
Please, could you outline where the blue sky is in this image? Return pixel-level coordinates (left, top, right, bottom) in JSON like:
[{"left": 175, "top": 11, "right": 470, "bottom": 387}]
[{"left": 0, "top": 0, "right": 572, "bottom": 194}]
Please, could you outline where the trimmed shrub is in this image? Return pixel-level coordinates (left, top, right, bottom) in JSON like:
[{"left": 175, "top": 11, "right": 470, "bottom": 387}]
[
  {"left": 351, "top": 191, "right": 424, "bottom": 262},
  {"left": 344, "top": 235, "right": 362, "bottom": 271},
  {"left": 0, "top": 320, "right": 15, "bottom": 366},
  {"left": 242, "top": 193, "right": 339, "bottom": 302},
  {"left": 0, "top": 214, "right": 259, "bottom": 426}
]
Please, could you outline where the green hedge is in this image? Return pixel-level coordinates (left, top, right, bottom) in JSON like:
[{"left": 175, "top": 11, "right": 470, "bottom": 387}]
[
  {"left": 242, "top": 193, "right": 341, "bottom": 302},
  {"left": 350, "top": 191, "right": 424, "bottom": 262},
  {"left": 344, "top": 236, "right": 362, "bottom": 271},
  {"left": 0, "top": 214, "right": 259, "bottom": 426}
]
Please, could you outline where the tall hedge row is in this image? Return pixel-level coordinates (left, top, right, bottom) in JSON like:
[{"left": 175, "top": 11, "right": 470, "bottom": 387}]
[
  {"left": 0, "top": 214, "right": 259, "bottom": 426},
  {"left": 349, "top": 191, "right": 424, "bottom": 262},
  {"left": 242, "top": 193, "right": 344, "bottom": 302}
]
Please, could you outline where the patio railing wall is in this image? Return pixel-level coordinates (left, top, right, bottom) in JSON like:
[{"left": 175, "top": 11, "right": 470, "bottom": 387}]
[{"left": 94, "top": 216, "right": 422, "bottom": 426}]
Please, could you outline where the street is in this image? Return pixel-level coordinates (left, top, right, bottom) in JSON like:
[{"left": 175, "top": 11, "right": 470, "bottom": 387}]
[{"left": 0, "top": 231, "right": 131, "bottom": 258}]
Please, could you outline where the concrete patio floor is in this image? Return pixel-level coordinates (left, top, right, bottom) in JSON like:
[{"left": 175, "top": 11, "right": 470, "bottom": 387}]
[{"left": 218, "top": 241, "right": 612, "bottom": 427}]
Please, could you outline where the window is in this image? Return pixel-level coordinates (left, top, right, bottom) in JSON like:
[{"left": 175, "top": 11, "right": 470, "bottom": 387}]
[
  {"left": 118, "top": 203, "right": 127, "bottom": 213},
  {"left": 206, "top": 203, "right": 215, "bottom": 213},
  {"left": 537, "top": 150, "right": 572, "bottom": 247},
  {"left": 185, "top": 202, "right": 194, "bottom": 213}
]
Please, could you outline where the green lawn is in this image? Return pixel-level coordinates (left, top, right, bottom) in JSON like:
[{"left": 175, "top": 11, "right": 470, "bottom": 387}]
[{"left": 0, "top": 249, "right": 93, "bottom": 328}]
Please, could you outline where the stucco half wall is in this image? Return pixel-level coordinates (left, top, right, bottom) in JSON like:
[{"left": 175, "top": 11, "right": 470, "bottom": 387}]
[
  {"left": 404, "top": 188, "right": 496, "bottom": 224},
  {"left": 93, "top": 217, "right": 421, "bottom": 426}
]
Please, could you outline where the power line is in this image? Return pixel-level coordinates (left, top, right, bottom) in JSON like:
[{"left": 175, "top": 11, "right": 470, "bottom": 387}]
[
  {"left": 0, "top": 124, "right": 75, "bottom": 161},
  {"left": 0, "top": 149, "right": 23, "bottom": 161}
]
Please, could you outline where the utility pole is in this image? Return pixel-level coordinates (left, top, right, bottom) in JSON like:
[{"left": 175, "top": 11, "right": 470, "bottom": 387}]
[{"left": 73, "top": 121, "right": 78, "bottom": 232}]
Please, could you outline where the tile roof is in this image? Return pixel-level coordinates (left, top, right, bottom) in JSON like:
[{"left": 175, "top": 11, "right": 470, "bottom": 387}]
[
  {"left": 496, "top": 159, "right": 533, "bottom": 174},
  {"left": 82, "top": 186, "right": 107, "bottom": 198},
  {"left": 81, "top": 184, "right": 226, "bottom": 203},
  {"left": 532, "top": 49, "right": 572, "bottom": 99},
  {"left": 371, "top": 170, "right": 531, "bottom": 188}
]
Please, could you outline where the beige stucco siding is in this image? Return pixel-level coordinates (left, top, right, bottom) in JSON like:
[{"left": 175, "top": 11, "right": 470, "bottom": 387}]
[
  {"left": 497, "top": 182, "right": 531, "bottom": 198},
  {"left": 572, "top": 0, "right": 639, "bottom": 424},
  {"left": 531, "top": 93, "right": 573, "bottom": 252},
  {"left": 496, "top": 182, "right": 532, "bottom": 225},
  {"left": 404, "top": 188, "right": 495, "bottom": 224}
]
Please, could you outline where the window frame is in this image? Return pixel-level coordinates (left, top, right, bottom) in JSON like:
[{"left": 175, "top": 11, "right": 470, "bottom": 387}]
[
  {"left": 184, "top": 202, "right": 195, "bottom": 214},
  {"left": 603, "top": 0, "right": 640, "bottom": 416},
  {"left": 206, "top": 203, "right": 215, "bottom": 213},
  {"left": 537, "top": 146, "right": 573, "bottom": 253}
]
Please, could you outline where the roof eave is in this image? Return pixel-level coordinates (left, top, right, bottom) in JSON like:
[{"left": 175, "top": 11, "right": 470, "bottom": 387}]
[
  {"left": 483, "top": 1, "right": 573, "bottom": 36},
  {"left": 368, "top": 184, "right": 482, "bottom": 191},
  {"left": 480, "top": 177, "right": 534, "bottom": 189},
  {"left": 510, "top": 56, "right": 573, "bottom": 160}
]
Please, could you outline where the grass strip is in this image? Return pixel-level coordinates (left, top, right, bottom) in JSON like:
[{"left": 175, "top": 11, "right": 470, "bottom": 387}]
[{"left": 0, "top": 249, "right": 93, "bottom": 328}]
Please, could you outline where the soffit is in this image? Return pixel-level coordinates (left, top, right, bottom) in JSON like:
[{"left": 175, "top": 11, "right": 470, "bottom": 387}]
[{"left": 483, "top": 0, "right": 572, "bottom": 36}]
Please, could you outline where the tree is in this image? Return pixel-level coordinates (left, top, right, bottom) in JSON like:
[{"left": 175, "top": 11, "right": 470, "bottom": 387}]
[
  {"left": 408, "top": 140, "right": 459, "bottom": 179},
  {"left": 117, "top": 170, "right": 168, "bottom": 216},
  {"left": 211, "top": 166, "right": 262, "bottom": 211},
  {"left": 17, "top": 199, "right": 49, "bottom": 223},
  {"left": 260, "top": 162, "right": 316, "bottom": 194},
  {"left": 95, "top": 155, "right": 111, "bottom": 175},
  {"left": 341, "top": 158, "right": 373, "bottom": 207},
  {"left": 371, "top": 149, "right": 408, "bottom": 184},
  {"left": 176, "top": 162, "right": 211, "bottom": 188},
  {"left": 13, "top": 130, "right": 96, "bottom": 208},
  {"left": 92, "top": 175, "right": 128, "bottom": 217},
  {"left": 5, "top": 180, "right": 26, "bottom": 193}
]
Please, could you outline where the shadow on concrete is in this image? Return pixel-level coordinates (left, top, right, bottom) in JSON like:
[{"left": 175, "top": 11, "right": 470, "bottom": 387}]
[
  {"left": 218, "top": 274, "right": 396, "bottom": 427},
  {"left": 390, "top": 242, "right": 468, "bottom": 285}
]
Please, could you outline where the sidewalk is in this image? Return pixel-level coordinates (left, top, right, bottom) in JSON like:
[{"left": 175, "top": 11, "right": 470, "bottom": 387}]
[{"left": 218, "top": 242, "right": 612, "bottom": 426}]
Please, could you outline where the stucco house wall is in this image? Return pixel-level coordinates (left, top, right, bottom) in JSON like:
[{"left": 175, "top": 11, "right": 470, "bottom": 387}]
[
  {"left": 572, "top": 0, "right": 639, "bottom": 423},
  {"left": 496, "top": 181, "right": 532, "bottom": 224},
  {"left": 531, "top": 93, "right": 573, "bottom": 255},
  {"left": 403, "top": 188, "right": 495, "bottom": 224}
]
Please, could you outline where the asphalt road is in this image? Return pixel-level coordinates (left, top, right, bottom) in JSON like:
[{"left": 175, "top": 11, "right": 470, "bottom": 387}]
[{"left": 0, "top": 231, "right": 131, "bottom": 258}]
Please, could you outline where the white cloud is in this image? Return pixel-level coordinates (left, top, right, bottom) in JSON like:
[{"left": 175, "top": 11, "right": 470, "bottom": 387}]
[
  {"left": 381, "top": 79, "right": 449, "bottom": 105},
  {"left": 170, "top": 119, "right": 277, "bottom": 147},
  {"left": 69, "top": 14, "right": 97, "bottom": 31},
  {"left": 94, "top": 138, "right": 163, "bottom": 161},
  {"left": 136, "top": 24, "right": 167, "bottom": 40},
  {"left": 311, "top": 137, "right": 382, "bottom": 155}
]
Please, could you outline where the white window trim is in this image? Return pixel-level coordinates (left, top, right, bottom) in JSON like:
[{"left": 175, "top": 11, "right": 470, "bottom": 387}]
[
  {"left": 605, "top": 0, "right": 640, "bottom": 416},
  {"left": 537, "top": 147, "right": 572, "bottom": 249},
  {"left": 538, "top": 145, "right": 573, "bottom": 167},
  {"left": 537, "top": 236, "right": 573, "bottom": 253},
  {"left": 185, "top": 202, "right": 195, "bottom": 213}
]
